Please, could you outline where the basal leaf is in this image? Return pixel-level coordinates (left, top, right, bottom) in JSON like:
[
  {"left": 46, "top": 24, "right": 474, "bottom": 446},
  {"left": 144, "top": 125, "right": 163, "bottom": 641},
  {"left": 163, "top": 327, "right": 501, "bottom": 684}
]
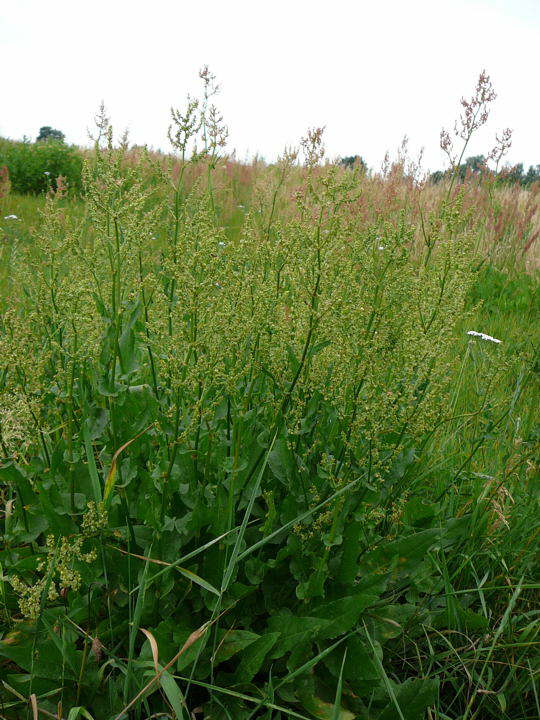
[
  {"left": 377, "top": 678, "right": 439, "bottom": 720},
  {"left": 235, "top": 632, "right": 280, "bottom": 682},
  {"left": 267, "top": 614, "right": 332, "bottom": 658},
  {"left": 312, "top": 593, "right": 378, "bottom": 639}
]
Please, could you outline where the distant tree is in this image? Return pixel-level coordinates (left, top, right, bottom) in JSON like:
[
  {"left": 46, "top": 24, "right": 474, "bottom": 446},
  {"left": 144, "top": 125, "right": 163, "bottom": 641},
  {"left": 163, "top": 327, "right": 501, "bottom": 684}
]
[
  {"left": 430, "top": 155, "right": 487, "bottom": 183},
  {"left": 36, "top": 126, "right": 65, "bottom": 143},
  {"left": 523, "top": 164, "right": 540, "bottom": 186},
  {"left": 429, "top": 169, "right": 446, "bottom": 184},
  {"left": 498, "top": 163, "right": 524, "bottom": 185},
  {"left": 458, "top": 155, "right": 487, "bottom": 179},
  {"left": 429, "top": 157, "right": 539, "bottom": 187},
  {"left": 340, "top": 155, "right": 367, "bottom": 172}
]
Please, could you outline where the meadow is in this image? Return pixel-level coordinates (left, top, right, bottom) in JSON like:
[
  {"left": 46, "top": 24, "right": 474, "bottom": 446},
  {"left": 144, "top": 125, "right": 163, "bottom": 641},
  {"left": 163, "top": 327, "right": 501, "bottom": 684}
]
[{"left": 0, "top": 73, "right": 539, "bottom": 720}]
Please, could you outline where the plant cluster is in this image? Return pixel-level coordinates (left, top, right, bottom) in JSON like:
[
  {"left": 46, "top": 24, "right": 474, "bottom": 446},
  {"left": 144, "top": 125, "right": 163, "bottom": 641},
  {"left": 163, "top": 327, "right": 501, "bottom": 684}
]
[
  {"left": 0, "top": 137, "right": 82, "bottom": 195},
  {"left": 0, "top": 72, "right": 538, "bottom": 720}
]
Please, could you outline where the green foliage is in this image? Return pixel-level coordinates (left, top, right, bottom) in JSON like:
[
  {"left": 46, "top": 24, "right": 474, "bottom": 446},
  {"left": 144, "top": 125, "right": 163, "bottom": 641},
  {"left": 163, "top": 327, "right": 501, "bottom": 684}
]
[
  {"left": 0, "top": 113, "right": 538, "bottom": 720},
  {"left": 0, "top": 137, "right": 83, "bottom": 194},
  {"left": 469, "top": 265, "right": 540, "bottom": 321}
]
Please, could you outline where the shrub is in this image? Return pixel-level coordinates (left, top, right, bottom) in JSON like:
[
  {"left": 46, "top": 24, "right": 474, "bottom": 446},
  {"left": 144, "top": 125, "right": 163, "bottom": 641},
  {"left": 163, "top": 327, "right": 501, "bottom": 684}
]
[{"left": 0, "top": 137, "right": 83, "bottom": 194}]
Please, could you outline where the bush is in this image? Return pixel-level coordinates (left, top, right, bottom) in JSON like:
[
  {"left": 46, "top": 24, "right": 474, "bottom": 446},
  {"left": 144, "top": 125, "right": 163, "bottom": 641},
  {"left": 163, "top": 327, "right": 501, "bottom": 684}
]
[{"left": 0, "top": 137, "right": 83, "bottom": 194}]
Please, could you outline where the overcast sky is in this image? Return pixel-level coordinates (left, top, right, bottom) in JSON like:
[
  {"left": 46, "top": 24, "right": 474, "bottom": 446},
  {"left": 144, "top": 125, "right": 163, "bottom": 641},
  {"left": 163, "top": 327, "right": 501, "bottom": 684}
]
[{"left": 1, "top": 0, "right": 538, "bottom": 171}]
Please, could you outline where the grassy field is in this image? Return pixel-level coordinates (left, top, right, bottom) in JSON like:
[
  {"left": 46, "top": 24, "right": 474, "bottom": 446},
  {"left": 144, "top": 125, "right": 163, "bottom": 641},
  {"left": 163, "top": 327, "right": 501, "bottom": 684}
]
[{"left": 0, "top": 107, "right": 539, "bottom": 720}]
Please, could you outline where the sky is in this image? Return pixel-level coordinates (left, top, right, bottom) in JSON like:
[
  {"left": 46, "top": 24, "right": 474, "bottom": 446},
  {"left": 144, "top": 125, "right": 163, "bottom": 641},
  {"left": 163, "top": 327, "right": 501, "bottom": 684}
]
[{"left": 1, "top": 0, "right": 539, "bottom": 172}]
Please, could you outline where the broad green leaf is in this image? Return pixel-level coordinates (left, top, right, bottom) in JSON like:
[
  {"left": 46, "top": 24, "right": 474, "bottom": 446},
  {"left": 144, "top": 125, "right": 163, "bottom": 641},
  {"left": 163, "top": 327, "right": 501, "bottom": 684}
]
[
  {"left": 213, "top": 629, "right": 260, "bottom": 665},
  {"left": 377, "top": 678, "right": 439, "bottom": 720},
  {"left": 0, "top": 633, "right": 78, "bottom": 680},
  {"left": 118, "top": 300, "right": 142, "bottom": 375},
  {"left": 312, "top": 593, "right": 377, "bottom": 639},
  {"left": 67, "top": 708, "right": 95, "bottom": 720},
  {"left": 299, "top": 693, "right": 355, "bottom": 720},
  {"left": 267, "top": 614, "right": 332, "bottom": 658},
  {"left": 173, "top": 673, "right": 315, "bottom": 719},
  {"left": 235, "top": 632, "right": 280, "bottom": 682},
  {"left": 337, "top": 520, "right": 363, "bottom": 585},
  {"left": 358, "top": 528, "right": 441, "bottom": 579},
  {"left": 82, "top": 420, "right": 102, "bottom": 502},
  {"left": 433, "top": 604, "right": 489, "bottom": 633},
  {"left": 176, "top": 566, "right": 220, "bottom": 596},
  {"left": 366, "top": 604, "right": 421, "bottom": 641},
  {"left": 36, "top": 491, "right": 72, "bottom": 535},
  {"left": 104, "top": 424, "right": 152, "bottom": 502},
  {"left": 324, "top": 635, "right": 380, "bottom": 694},
  {"left": 364, "top": 625, "right": 405, "bottom": 720},
  {"left": 160, "top": 668, "right": 186, "bottom": 720},
  {"left": 276, "top": 634, "right": 350, "bottom": 692},
  {"left": 268, "top": 437, "right": 295, "bottom": 483}
]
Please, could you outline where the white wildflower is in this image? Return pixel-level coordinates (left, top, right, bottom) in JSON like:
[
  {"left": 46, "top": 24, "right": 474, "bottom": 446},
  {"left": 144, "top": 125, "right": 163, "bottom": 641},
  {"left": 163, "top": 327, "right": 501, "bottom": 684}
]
[
  {"left": 4, "top": 214, "right": 18, "bottom": 220},
  {"left": 44, "top": 171, "right": 51, "bottom": 176},
  {"left": 467, "top": 330, "right": 502, "bottom": 344}
]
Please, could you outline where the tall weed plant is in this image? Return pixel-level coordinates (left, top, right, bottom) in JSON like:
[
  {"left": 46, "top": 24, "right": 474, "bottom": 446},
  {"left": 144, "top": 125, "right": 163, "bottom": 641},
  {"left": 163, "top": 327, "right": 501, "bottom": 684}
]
[{"left": 0, "top": 71, "right": 538, "bottom": 720}]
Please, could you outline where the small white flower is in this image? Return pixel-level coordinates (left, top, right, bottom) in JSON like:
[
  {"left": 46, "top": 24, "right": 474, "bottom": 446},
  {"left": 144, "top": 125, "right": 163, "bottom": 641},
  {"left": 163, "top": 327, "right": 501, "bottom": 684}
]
[
  {"left": 44, "top": 171, "right": 51, "bottom": 176},
  {"left": 467, "top": 330, "right": 502, "bottom": 344},
  {"left": 378, "top": 245, "right": 385, "bottom": 250},
  {"left": 4, "top": 214, "right": 18, "bottom": 220},
  {"left": 237, "top": 204, "right": 244, "bottom": 209},
  {"left": 218, "top": 241, "right": 226, "bottom": 247}
]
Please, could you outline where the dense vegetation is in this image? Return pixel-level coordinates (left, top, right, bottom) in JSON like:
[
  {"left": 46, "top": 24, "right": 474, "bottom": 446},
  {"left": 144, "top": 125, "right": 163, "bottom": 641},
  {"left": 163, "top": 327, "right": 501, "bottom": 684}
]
[
  {"left": 0, "top": 72, "right": 538, "bottom": 719},
  {"left": 0, "top": 137, "right": 83, "bottom": 195}
]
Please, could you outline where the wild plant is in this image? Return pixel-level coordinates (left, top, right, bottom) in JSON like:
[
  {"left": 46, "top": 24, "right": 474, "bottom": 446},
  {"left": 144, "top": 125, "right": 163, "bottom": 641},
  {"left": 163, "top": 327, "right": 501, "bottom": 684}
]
[{"left": 0, "top": 70, "right": 538, "bottom": 720}]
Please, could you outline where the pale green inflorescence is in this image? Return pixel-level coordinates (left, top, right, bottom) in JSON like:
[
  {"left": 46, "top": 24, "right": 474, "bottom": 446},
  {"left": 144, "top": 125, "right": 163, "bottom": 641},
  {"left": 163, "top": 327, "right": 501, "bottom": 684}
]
[{"left": 10, "top": 531, "right": 98, "bottom": 621}]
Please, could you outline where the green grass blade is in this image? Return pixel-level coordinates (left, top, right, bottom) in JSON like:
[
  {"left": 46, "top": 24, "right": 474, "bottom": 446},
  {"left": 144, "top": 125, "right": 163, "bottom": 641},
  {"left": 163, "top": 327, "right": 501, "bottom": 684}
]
[
  {"left": 331, "top": 648, "right": 348, "bottom": 720},
  {"left": 82, "top": 421, "right": 102, "bottom": 502}
]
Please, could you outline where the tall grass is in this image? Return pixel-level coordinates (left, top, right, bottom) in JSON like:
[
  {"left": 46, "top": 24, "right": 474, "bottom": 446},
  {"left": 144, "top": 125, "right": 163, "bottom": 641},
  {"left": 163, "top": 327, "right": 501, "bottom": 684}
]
[{"left": 0, "top": 74, "right": 538, "bottom": 720}]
